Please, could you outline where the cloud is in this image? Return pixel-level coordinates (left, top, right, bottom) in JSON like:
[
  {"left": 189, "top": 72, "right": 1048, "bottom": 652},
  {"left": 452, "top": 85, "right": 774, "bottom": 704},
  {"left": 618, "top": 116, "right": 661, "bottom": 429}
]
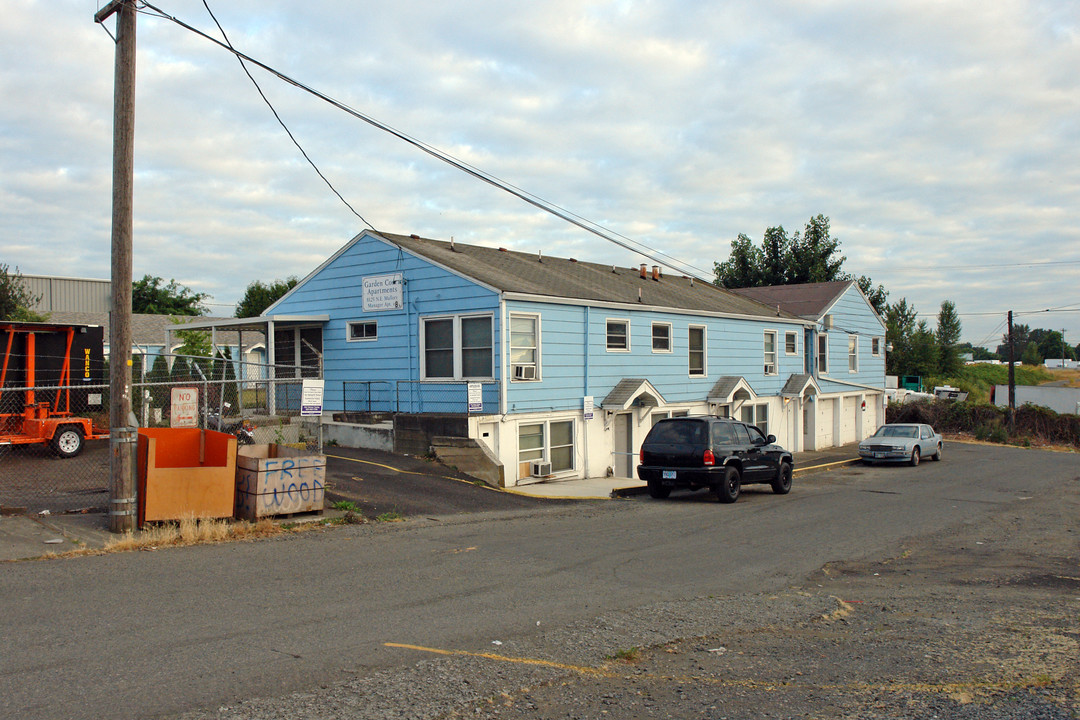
[{"left": 2, "top": 0, "right": 1079, "bottom": 345}]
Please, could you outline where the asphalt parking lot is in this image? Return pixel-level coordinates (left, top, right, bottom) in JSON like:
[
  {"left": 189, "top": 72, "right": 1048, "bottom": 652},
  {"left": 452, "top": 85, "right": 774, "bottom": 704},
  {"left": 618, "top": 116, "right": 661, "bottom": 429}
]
[{"left": 322, "top": 446, "right": 573, "bottom": 518}]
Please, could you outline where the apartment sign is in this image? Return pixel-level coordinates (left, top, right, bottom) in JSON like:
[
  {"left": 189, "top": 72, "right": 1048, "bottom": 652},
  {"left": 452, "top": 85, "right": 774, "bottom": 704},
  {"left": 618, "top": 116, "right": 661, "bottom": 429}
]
[{"left": 362, "top": 273, "right": 404, "bottom": 312}]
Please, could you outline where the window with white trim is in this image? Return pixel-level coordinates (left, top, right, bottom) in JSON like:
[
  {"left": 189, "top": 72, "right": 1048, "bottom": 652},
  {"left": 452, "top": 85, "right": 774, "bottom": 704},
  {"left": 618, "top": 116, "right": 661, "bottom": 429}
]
[
  {"left": 764, "top": 331, "right": 778, "bottom": 376},
  {"left": 740, "top": 403, "right": 770, "bottom": 438},
  {"left": 347, "top": 321, "right": 377, "bottom": 341},
  {"left": 785, "top": 331, "right": 798, "bottom": 355},
  {"left": 518, "top": 420, "right": 575, "bottom": 473},
  {"left": 509, "top": 314, "right": 540, "bottom": 381},
  {"left": 652, "top": 322, "right": 672, "bottom": 352},
  {"left": 606, "top": 319, "right": 629, "bottom": 351},
  {"left": 817, "top": 334, "right": 829, "bottom": 374},
  {"left": 688, "top": 325, "right": 706, "bottom": 377},
  {"left": 421, "top": 314, "right": 493, "bottom": 380},
  {"left": 848, "top": 335, "right": 858, "bottom": 373},
  {"left": 871, "top": 337, "right": 882, "bottom": 357}
]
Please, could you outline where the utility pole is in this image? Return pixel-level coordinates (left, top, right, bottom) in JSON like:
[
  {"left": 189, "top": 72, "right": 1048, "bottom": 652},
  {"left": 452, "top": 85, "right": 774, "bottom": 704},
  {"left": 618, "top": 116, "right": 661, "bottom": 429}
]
[
  {"left": 1007, "top": 310, "right": 1016, "bottom": 434},
  {"left": 95, "top": 0, "right": 137, "bottom": 533}
]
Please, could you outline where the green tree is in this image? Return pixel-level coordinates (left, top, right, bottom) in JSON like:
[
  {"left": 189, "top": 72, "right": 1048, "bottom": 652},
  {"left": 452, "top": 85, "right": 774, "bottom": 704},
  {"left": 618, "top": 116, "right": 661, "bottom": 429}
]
[
  {"left": 787, "top": 214, "right": 846, "bottom": 284},
  {"left": 714, "top": 233, "right": 765, "bottom": 288},
  {"left": 996, "top": 323, "right": 1031, "bottom": 360},
  {"left": 1034, "top": 329, "right": 1075, "bottom": 361},
  {"left": 235, "top": 277, "right": 299, "bottom": 318},
  {"left": 0, "top": 264, "right": 47, "bottom": 321},
  {"left": 1020, "top": 341, "right": 1042, "bottom": 366},
  {"left": 884, "top": 298, "right": 918, "bottom": 376},
  {"left": 856, "top": 275, "right": 889, "bottom": 316},
  {"left": 132, "top": 275, "right": 208, "bottom": 316},
  {"left": 935, "top": 300, "right": 963, "bottom": 376},
  {"left": 907, "top": 320, "right": 940, "bottom": 377},
  {"left": 713, "top": 216, "right": 885, "bottom": 307},
  {"left": 956, "top": 342, "right": 999, "bottom": 361}
]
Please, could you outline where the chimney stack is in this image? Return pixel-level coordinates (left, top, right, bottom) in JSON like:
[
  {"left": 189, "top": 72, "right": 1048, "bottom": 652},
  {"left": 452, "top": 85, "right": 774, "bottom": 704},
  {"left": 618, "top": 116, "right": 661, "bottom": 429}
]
[
  {"left": 640, "top": 264, "right": 647, "bottom": 279},
  {"left": 652, "top": 265, "right": 660, "bottom": 281}
]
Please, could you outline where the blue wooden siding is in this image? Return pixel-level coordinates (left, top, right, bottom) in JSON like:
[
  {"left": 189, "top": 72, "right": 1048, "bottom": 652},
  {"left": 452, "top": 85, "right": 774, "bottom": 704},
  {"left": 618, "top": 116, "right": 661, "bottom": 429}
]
[
  {"left": 504, "top": 299, "right": 808, "bottom": 413},
  {"left": 272, "top": 233, "right": 501, "bottom": 413},
  {"left": 816, "top": 285, "right": 886, "bottom": 394}
]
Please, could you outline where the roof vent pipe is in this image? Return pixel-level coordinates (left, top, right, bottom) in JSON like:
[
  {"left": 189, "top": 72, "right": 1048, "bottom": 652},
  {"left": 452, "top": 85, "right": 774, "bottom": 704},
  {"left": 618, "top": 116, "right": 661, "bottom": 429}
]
[
  {"left": 450, "top": 236, "right": 455, "bottom": 251},
  {"left": 638, "top": 288, "right": 643, "bottom": 303},
  {"left": 538, "top": 249, "right": 542, "bottom": 263},
  {"left": 640, "top": 264, "right": 647, "bottom": 279}
]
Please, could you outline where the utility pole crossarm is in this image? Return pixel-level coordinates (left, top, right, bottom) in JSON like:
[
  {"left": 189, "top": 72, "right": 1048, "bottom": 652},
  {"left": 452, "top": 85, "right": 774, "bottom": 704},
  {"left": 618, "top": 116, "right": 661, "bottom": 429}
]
[{"left": 94, "top": 0, "right": 127, "bottom": 24}]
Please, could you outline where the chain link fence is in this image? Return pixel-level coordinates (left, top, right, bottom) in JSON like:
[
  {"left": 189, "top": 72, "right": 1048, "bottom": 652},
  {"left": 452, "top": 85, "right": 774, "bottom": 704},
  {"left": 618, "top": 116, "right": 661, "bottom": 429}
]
[{"left": 1, "top": 352, "right": 322, "bottom": 514}]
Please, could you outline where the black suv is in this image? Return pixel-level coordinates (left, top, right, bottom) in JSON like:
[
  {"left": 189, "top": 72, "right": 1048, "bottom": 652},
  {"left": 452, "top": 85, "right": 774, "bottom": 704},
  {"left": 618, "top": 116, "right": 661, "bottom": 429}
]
[{"left": 637, "top": 416, "right": 794, "bottom": 503}]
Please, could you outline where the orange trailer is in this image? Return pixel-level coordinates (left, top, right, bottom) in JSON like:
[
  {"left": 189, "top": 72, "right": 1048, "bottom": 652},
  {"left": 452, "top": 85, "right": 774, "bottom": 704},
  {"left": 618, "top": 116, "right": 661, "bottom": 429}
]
[{"left": 0, "top": 322, "right": 109, "bottom": 458}]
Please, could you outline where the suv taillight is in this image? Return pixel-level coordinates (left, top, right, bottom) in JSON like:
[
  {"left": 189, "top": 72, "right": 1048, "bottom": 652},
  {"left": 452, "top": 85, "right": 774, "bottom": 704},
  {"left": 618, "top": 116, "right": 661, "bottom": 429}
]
[
  {"left": 703, "top": 449, "right": 715, "bottom": 466},
  {"left": 640, "top": 448, "right": 645, "bottom": 464}
]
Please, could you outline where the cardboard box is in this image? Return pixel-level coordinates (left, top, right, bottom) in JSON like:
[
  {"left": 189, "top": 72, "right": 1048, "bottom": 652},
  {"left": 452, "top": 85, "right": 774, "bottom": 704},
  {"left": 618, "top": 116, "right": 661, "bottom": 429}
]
[
  {"left": 137, "top": 428, "right": 237, "bottom": 527},
  {"left": 235, "top": 444, "right": 326, "bottom": 520}
]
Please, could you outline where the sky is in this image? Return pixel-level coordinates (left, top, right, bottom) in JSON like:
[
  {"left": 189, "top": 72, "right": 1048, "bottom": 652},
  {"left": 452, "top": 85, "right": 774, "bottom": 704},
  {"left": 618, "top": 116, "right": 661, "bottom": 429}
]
[{"left": 2, "top": 0, "right": 1079, "bottom": 351}]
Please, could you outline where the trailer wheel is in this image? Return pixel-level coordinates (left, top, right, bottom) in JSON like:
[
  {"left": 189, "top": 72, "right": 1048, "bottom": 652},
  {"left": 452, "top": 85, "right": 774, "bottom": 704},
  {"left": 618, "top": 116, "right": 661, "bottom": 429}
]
[{"left": 52, "top": 426, "right": 84, "bottom": 458}]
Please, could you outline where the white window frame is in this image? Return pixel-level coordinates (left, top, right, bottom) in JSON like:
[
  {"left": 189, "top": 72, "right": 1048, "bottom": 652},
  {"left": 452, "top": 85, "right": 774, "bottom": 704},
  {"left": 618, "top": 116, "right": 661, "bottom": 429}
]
[
  {"left": 651, "top": 322, "right": 672, "bottom": 353},
  {"left": 606, "top": 318, "right": 630, "bottom": 352},
  {"left": 764, "top": 330, "right": 778, "bottom": 376},
  {"left": 848, "top": 335, "right": 859, "bottom": 373},
  {"left": 784, "top": 330, "right": 798, "bottom": 355},
  {"left": 347, "top": 320, "right": 378, "bottom": 342},
  {"left": 871, "top": 336, "right": 882, "bottom": 357},
  {"left": 419, "top": 313, "right": 494, "bottom": 381},
  {"left": 688, "top": 324, "right": 707, "bottom": 377},
  {"left": 817, "top": 333, "right": 829, "bottom": 375},
  {"left": 509, "top": 312, "right": 541, "bottom": 382},
  {"left": 740, "top": 403, "right": 770, "bottom": 438},
  {"left": 518, "top": 418, "right": 576, "bottom": 474}
]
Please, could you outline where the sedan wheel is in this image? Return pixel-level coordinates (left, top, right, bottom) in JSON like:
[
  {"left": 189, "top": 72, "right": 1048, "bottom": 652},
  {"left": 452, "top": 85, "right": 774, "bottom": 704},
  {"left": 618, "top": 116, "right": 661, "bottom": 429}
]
[
  {"left": 933, "top": 443, "right": 942, "bottom": 461},
  {"left": 910, "top": 447, "right": 920, "bottom": 467}
]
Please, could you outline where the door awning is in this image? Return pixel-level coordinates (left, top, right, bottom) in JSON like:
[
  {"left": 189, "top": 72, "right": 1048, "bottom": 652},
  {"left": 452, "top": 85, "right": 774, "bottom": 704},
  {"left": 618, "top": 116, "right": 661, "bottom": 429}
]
[
  {"left": 781, "top": 373, "right": 820, "bottom": 398},
  {"left": 601, "top": 378, "right": 666, "bottom": 411},
  {"left": 707, "top": 376, "right": 757, "bottom": 404}
]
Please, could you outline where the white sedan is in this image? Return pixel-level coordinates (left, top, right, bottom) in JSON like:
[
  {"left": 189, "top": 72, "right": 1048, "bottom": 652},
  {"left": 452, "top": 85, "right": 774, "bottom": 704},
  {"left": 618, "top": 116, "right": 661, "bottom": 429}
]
[{"left": 859, "top": 423, "right": 943, "bottom": 466}]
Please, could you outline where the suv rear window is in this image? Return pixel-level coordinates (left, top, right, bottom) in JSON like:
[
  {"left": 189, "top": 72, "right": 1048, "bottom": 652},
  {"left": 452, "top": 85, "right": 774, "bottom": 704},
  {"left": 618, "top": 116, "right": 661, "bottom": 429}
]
[{"left": 648, "top": 419, "right": 707, "bottom": 444}]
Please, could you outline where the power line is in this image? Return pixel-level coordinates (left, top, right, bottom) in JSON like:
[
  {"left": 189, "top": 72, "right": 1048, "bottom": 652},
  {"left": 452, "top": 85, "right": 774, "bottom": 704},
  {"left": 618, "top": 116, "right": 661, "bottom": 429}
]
[{"left": 136, "top": 2, "right": 716, "bottom": 280}]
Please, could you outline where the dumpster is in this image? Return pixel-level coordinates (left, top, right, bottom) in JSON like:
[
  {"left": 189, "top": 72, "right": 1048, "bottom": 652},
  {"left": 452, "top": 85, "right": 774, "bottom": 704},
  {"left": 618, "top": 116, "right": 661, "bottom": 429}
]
[
  {"left": 137, "top": 428, "right": 237, "bottom": 527},
  {"left": 235, "top": 444, "right": 326, "bottom": 520}
]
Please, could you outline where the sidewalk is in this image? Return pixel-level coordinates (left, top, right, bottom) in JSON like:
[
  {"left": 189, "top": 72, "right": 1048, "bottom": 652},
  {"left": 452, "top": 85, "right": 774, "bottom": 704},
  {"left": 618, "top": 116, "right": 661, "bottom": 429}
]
[{"left": 1, "top": 444, "right": 862, "bottom": 562}]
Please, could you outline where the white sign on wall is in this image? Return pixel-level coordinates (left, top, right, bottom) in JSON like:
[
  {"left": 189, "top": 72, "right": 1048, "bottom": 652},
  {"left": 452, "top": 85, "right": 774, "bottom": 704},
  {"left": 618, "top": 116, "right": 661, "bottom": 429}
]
[
  {"left": 301, "top": 379, "right": 325, "bottom": 417},
  {"left": 583, "top": 396, "right": 594, "bottom": 420},
  {"left": 362, "top": 273, "right": 404, "bottom": 312},
  {"left": 171, "top": 387, "right": 198, "bottom": 428},
  {"left": 467, "top": 382, "right": 483, "bottom": 413}
]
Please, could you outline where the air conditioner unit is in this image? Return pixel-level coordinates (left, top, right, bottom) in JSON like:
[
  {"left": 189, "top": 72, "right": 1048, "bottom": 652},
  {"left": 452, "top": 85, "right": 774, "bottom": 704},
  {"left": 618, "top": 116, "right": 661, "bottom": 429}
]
[
  {"left": 513, "top": 364, "right": 537, "bottom": 380},
  {"left": 530, "top": 460, "right": 552, "bottom": 477}
]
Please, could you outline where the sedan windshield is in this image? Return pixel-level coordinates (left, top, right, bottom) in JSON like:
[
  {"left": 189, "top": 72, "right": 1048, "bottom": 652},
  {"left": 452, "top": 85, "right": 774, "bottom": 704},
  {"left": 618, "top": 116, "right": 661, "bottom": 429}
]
[{"left": 874, "top": 426, "right": 918, "bottom": 438}]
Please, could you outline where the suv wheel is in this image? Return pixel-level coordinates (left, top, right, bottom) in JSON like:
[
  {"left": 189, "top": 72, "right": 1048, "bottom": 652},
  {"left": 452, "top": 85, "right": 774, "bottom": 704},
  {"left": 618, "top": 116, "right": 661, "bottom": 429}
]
[
  {"left": 771, "top": 461, "right": 792, "bottom": 495},
  {"left": 647, "top": 480, "right": 670, "bottom": 499},
  {"left": 714, "top": 466, "right": 740, "bottom": 504}
]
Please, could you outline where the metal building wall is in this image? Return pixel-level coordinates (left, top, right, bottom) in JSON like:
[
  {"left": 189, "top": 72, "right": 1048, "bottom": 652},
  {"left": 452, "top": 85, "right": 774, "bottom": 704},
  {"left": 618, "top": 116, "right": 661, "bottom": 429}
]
[{"left": 23, "top": 275, "right": 110, "bottom": 313}]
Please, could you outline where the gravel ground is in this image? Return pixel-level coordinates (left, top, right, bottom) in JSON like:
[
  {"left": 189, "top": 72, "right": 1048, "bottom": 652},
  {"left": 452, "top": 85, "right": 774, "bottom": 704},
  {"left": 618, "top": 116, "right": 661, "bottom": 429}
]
[{"left": 180, "top": 478, "right": 1080, "bottom": 720}]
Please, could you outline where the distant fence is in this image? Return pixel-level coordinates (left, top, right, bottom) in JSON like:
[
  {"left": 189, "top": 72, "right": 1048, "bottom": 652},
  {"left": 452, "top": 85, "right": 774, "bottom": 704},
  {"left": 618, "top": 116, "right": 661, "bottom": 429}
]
[{"left": 342, "top": 380, "right": 499, "bottom": 415}]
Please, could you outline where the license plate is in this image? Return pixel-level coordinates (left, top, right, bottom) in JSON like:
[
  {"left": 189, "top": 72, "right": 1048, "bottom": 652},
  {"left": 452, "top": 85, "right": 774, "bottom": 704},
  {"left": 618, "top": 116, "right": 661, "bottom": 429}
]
[
  {"left": 662, "top": 470, "right": 676, "bottom": 480},
  {"left": 873, "top": 452, "right": 886, "bottom": 459}
]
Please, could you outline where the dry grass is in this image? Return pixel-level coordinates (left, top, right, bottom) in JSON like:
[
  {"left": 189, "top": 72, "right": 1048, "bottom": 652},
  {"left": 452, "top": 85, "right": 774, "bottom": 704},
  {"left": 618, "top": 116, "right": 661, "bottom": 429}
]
[
  {"left": 1044, "top": 368, "right": 1080, "bottom": 387},
  {"left": 101, "top": 516, "right": 284, "bottom": 554}
]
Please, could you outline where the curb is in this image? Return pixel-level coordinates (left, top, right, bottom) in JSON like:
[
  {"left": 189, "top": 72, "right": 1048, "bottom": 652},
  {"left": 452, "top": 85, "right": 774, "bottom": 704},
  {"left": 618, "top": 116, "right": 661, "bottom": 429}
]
[{"left": 793, "top": 458, "right": 861, "bottom": 477}]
